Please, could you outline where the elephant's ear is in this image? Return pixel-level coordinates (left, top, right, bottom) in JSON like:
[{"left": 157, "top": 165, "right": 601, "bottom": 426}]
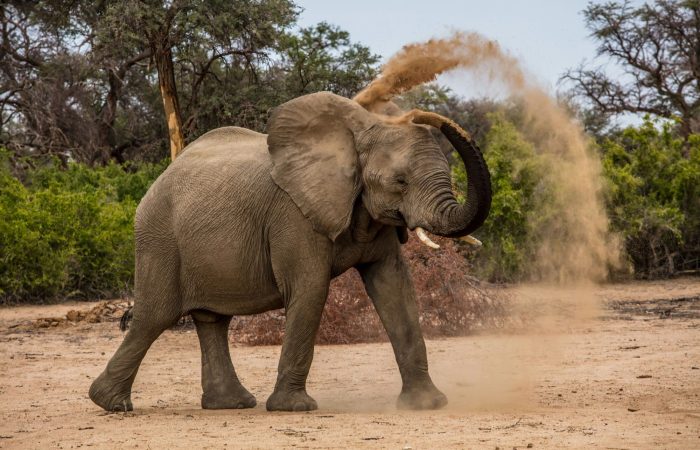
[{"left": 267, "top": 92, "right": 376, "bottom": 241}]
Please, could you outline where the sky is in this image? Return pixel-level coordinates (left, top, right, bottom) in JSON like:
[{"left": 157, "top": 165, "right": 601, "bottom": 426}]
[{"left": 293, "top": 0, "right": 642, "bottom": 98}]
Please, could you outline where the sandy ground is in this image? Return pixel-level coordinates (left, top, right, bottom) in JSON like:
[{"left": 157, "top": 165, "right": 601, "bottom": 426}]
[{"left": 1, "top": 279, "right": 699, "bottom": 449}]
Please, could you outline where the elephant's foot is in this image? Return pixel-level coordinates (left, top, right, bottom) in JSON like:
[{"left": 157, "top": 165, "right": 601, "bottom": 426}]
[
  {"left": 202, "top": 383, "right": 257, "bottom": 410},
  {"left": 266, "top": 389, "right": 318, "bottom": 412},
  {"left": 397, "top": 383, "right": 448, "bottom": 410},
  {"left": 89, "top": 372, "right": 134, "bottom": 412}
]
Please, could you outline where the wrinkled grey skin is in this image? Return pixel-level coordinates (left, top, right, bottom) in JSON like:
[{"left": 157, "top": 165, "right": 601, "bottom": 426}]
[{"left": 89, "top": 92, "right": 491, "bottom": 412}]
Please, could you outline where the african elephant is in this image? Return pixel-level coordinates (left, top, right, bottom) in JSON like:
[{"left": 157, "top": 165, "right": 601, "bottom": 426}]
[{"left": 89, "top": 91, "right": 491, "bottom": 412}]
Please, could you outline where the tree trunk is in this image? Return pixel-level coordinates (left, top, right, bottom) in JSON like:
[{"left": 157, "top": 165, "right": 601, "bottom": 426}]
[
  {"left": 93, "top": 70, "right": 120, "bottom": 165},
  {"left": 153, "top": 43, "right": 185, "bottom": 161},
  {"left": 95, "top": 51, "right": 152, "bottom": 165}
]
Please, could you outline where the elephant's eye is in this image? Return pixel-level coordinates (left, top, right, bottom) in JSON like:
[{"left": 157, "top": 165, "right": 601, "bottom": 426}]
[{"left": 394, "top": 175, "right": 407, "bottom": 186}]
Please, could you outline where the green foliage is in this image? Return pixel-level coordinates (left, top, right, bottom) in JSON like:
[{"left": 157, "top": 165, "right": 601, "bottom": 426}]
[
  {"left": 600, "top": 118, "right": 700, "bottom": 277},
  {"left": 0, "top": 151, "right": 166, "bottom": 303},
  {"left": 26, "top": 159, "right": 169, "bottom": 202},
  {"left": 453, "top": 113, "right": 700, "bottom": 281},
  {"left": 279, "top": 22, "right": 379, "bottom": 98},
  {"left": 453, "top": 113, "right": 550, "bottom": 281},
  {"left": 2, "top": 1, "right": 379, "bottom": 163}
]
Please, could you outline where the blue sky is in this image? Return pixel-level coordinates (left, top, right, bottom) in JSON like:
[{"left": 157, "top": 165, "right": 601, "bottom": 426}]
[{"left": 294, "top": 0, "right": 644, "bottom": 98}]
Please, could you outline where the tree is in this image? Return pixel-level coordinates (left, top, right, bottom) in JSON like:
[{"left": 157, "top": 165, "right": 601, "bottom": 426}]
[
  {"left": 278, "top": 22, "right": 379, "bottom": 97},
  {"left": 99, "top": 0, "right": 298, "bottom": 161},
  {"left": 600, "top": 119, "right": 700, "bottom": 277},
  {"left": 563, "top": 0, "right": 700, "bottom": 141},
  {"left": 0, "top": 2, "right": 89, "bottom": 163},
  {"left": 0, "top": 1, "right": 378, "bottom": 165},
  {"left": 0, "top": 1, "right": 162, "bottom": 165}
]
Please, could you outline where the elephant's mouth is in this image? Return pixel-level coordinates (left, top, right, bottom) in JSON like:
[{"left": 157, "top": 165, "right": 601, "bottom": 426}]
[
  {"left": 390, "top": 210, "right": 443, "bottom": 249},
  {"left": 378, "top": 208, "right": 407, "bottom": 227}
]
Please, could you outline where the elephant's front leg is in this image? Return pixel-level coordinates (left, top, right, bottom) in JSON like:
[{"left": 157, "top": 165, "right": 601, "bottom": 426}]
[
  {"left": 266, "top": 282, "right": 328, "bottom": 411},
  {"left": 267, "top": 238, "right": 331, "bottom": 412},
  {"left": 358, "top": 248, "right": 447, "bottom": 410}
]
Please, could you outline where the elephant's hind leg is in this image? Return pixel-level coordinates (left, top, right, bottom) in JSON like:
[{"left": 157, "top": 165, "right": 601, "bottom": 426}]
[
  {"left": 89, "top": 311, "right": 179, "bottom": 411},
  {"left": 90, "top": 243, "right": 182, "bottom": 412},
  {"left": 192, "top": 310, "right": 256, "bottom": 409}
]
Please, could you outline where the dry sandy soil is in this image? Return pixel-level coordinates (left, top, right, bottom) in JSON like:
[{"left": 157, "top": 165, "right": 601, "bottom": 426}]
[{"left": 1, "top": 279, "right": 699, "bottom": 449}]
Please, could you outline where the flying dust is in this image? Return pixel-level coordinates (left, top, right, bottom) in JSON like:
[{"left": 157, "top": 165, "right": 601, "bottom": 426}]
[
  {"left": 354, "top": 32, "right": 622, "bottom": 411},
  {"left": 355, "top": 31, "right": 620, "bottom": 305}
]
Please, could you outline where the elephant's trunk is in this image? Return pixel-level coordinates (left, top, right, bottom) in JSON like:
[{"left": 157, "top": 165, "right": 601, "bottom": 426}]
[{"left": 410, "top": 111, "right": 492, "bottom": 239}]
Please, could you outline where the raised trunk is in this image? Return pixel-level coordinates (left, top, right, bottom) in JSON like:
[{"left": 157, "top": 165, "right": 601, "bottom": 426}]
[
  {"left": 424, "top": 123, "right": 492, "bottom": 238},
  {"left": 153, "top": 42, "right": 185, "bottom": 161}
]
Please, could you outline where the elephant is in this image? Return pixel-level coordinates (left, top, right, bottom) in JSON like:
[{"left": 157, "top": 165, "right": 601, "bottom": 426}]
[{"left": 89, "top": 91, "right": 491, "bottom": 413}]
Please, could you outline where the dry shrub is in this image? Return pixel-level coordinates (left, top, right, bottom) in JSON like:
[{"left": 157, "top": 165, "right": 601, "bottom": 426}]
[{"left": 230, "top": 232, "right": 506, "bottom": 346}]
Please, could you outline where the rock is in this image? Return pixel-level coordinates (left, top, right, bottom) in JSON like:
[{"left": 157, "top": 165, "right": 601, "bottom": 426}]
[
  {"left": 31, "top": 299, "right": 132, "bottom": 329},
  {"left": 66, "top": 310, "right": 81, "bottom": 322}
]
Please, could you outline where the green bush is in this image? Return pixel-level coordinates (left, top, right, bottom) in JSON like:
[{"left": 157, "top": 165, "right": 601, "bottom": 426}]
[
  {"left": 453, "top": 113, "right": 551, "bottom": 282},
  {"left": 453, "top": 114, "right": 700, "bottom": 281},
  {"left": 25, "top": 159, "right": 168, "bottom": 202},
  {"left": 0, "top": 152, "right": 165, "bottom": 303},
  {"left": 600, "top": 119, "right": 700, "bottom": 277}
]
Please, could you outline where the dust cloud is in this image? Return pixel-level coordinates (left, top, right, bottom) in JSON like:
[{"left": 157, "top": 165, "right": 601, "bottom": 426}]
[
  {"left": 355, "top": 32, "right": 622, "bottom": 411},
  {"left": 355, "top": 31, "right": 619, "bottom": 300}
]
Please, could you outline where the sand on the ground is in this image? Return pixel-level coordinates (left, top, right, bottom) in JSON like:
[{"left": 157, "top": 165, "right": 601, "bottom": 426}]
[{"left": 0, "top": 278, "right": 699, "bottom": 449}]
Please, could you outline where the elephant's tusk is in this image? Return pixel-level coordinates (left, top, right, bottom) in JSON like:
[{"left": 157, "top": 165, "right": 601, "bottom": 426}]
[
  {"left": 415, "top": 227, "right": 440, "bottom": 249},
  {"left": 461, "top": 235, "right": 483, "bottom": 247}
]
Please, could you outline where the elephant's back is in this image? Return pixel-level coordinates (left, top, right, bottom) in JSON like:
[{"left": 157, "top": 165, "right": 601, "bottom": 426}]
[
  {"left": 178, "top": 126, "right": 270, "bottom": 166},
  {"left": 143, "top": 125, "right": 279, "bottom": 232},
  {"left": 136, "top": 126, "right": 274, "bottom": 225},
  {"left": 166, "top": 126, "right": 276, "bottom": 218}
]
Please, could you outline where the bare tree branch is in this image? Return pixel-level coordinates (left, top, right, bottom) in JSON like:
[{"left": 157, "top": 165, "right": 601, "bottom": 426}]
[{"left": 563, "top": 0, "right": 700, "bottom": 140}]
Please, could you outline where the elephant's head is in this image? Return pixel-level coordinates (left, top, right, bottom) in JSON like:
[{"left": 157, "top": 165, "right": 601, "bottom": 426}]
[{"left": 266, "top": 92, "right": 491, "bottom": 246}]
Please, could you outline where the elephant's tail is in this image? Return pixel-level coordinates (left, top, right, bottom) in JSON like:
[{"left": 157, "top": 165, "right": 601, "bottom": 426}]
[{"left": 119, "top": 307, "right": 133, "bottom": 332}]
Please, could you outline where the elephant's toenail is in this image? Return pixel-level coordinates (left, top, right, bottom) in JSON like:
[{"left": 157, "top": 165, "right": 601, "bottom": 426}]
[{"left": 293, "top": 402, "right": 306, "bottom": 411}]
